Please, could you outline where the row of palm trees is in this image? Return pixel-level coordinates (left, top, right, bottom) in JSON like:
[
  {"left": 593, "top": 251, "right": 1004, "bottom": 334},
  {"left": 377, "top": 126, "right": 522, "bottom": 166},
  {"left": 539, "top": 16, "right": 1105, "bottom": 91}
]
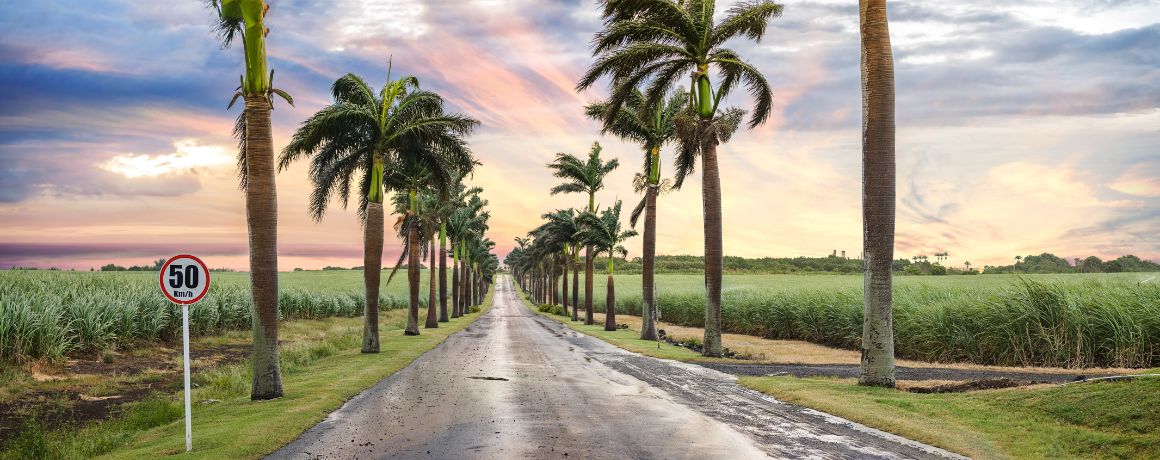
[
  {"left": 510, "top": 0, "right": 899, "bottom": 388},
  {"left": 505, "top": 143, "right": 636, "bottom": 332},
  {"left": 208, "top": 0, "right": 497, "bottom": 400}
]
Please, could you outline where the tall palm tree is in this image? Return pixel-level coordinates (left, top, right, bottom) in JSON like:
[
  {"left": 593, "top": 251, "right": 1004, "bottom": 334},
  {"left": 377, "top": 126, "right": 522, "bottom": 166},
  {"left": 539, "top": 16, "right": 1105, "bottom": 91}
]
[
  {"left": 585, "top": 88, "right": 686, "bottom": 340},
  {"left": 446, "top": 196, "right": 489, "bottom": 316},
  {"left": 478, "top": 253, "right": 500, "bottom": 301},
  {"left": 580, "top": 0, "right": 782, "bottom": 357},
  {"left": 208, "top": 0, "right": 293, "bottom": 400},
  {"left": 386, "top": 186, "right": 444, "bottom": 332},
  {"left": 859, "top": 0, "right": 897, "bottom": 388},
  {"left": 534, "top": 210, "right": 578, "bottom": 314},
  {"left": 280, "top": 71, "right": 477, "bottom": 344},
  {"left": 576, "top": 201, "right": 638, "bottom": 331},
  {"left": 548, "top": 142, "right": 619, "bottom": 325},
  {"left": 437, "top": 184, "right": 483, "bottom": 321},
  {"left": 469, "top": 238, "right": 495, "bottom": 307},
  {"left": 384, "top": 146, "right": 477, "bottom": 335}
]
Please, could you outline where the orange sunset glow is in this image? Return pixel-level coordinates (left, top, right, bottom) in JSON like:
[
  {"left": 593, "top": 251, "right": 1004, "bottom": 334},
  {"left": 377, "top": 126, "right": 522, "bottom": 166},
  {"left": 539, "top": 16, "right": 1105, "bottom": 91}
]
[{"left": 1, "top": 0, "right": 1157, "bottom": 271}]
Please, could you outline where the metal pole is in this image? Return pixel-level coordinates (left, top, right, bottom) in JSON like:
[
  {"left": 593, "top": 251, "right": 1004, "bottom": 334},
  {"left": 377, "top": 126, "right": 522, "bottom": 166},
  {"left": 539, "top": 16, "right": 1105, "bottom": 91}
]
[{"left": 183, "top": 302, "right": 192, "bottom": 452}]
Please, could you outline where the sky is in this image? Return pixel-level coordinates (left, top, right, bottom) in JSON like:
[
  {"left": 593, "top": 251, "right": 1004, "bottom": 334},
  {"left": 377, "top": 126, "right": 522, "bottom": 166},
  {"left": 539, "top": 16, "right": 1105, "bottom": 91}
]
[{"left": 1, "top": 0, "right": 1158, "bottom": 271}]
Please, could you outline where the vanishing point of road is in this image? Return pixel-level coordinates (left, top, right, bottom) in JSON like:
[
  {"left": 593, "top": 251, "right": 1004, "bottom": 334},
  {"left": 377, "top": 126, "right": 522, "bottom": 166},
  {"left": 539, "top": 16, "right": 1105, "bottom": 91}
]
[{"left": 270, "top": 276, "right": 963, "bottom": 459}]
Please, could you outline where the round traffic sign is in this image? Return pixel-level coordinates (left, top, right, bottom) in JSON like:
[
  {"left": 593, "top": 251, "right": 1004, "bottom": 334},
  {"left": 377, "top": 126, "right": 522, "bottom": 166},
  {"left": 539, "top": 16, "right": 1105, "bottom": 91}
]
[{"left": 159, "top": 254, "right": 211, "bottom": 304}]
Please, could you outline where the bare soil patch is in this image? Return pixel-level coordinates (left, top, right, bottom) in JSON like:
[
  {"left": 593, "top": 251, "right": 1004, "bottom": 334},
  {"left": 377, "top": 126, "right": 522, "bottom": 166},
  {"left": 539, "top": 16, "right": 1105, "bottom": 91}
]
[{"left": 0, "top": 342, "right": 250, "bottom": 445}]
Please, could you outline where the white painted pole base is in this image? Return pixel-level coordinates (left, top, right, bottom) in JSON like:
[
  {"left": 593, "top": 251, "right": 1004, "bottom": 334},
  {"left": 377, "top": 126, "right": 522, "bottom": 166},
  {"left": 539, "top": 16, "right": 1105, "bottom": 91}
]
[{"left": 183, "top": 303, "right": 192, "bottom": 452}]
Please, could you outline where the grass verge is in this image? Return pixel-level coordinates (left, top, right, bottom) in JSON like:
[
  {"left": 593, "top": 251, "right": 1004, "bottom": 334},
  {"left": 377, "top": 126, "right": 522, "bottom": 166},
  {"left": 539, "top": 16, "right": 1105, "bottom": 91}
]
[
  {"left": 740, "top": 375, "right": 1160, "bottom": 459},
  {"left": 3, "top": 283, "right": 495, "bottom": 460},
  {"left": 518, "top": 284, "right": 1160, "bottom": 459}
]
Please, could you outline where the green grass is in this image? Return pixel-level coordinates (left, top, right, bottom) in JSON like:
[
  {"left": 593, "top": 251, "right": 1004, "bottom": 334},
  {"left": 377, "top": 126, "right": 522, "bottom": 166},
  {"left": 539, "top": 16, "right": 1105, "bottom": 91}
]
[
  {"left": 740, "top": 376, "right": 1160, "bottom": 459},
  {"left": 1, "top": 283, "right": 495, "bottom": 460},
  {"left": 0, "top": 270, "right": 436, "bottom": 363},
  {"left": 564, "top": 273, "right": 1160, "bottom": 368}
]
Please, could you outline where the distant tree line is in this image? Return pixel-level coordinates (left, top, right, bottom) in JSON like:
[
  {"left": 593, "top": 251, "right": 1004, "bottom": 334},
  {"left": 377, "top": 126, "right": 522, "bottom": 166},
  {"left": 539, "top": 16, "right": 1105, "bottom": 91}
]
[
  {"left": 585, "top": 253, "right": 1158, "bottom": 275},
  {"left": 592, "top": 254, "right": 867, "bottom": 274},
  {"left": 982, "top": 253, "right": 1159, "bottom": 274},
  {"left": 97, "top": 259, "right": 236, "bottom": 272}
]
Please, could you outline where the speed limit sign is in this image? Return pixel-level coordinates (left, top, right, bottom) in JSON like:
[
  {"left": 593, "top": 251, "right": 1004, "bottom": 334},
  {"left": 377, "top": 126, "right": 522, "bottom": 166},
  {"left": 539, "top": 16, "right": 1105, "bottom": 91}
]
[
  {"left": 160, "top": 254, "right": 210, "bottom": 304},
  {"left": 159, "top": 254, "right": 210, "bottom": 452}
]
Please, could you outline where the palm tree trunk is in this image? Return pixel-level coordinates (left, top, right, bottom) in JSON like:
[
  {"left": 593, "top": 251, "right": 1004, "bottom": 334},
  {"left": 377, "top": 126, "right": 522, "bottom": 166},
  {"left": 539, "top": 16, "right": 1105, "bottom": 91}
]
[
  {"left": 604, "top": 260, "right": 617, "bottom": 332},
  {"left": 405, "top": 220, "right": 421, "bottom": 335},
  {"left": 459, "top": 256, "right": 466, "bottom": 311},
  {"left": 426, "top": 238, "right": 438, "bottom": 328},
  {"left": 562, "top": 255, "right": 569, "bottom": 317},
  {"left": 640, "top": 186, "right": 658, "bottom": 340},
  {"left": 244, "top": 96, "right": 283, "bottom": 400},
  {"left": 451, "top": 251, "right": 461, "bottom": 318},
  {"left": 701, "top": 137, "right": 724, "bottom": 358},
  {"left": 571, "top": 255, "right": 579, "bottom": 321},
  {"left": 468, "top": 263, "right": 477, "bottom": 305},
  {"left": 859, "top": 0, "right": 897, "bottom": 388},
  {"left": 584, "top": 246, "right": 594, "bottom": 325},
  {"left": 439, "top": 226, "right": 449, "bottom": 322},
  {"left": 362, "top": 202, "right": 383, "bottom": 353},
  {"left": 550, "top": 266, "right": 557, "bottom": 306}
]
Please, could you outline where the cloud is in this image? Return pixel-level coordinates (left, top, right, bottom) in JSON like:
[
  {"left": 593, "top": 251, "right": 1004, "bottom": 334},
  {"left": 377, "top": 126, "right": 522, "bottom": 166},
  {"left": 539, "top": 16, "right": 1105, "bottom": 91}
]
[
  {"left": 101, "top": 139, "right": 233, "bottom": 179},
  {"left": 1, "top": 0, "right": 1158, "bottom": 268},
  {"left": 1109, "top": 162, "right": 1160, "bottom": 197}
]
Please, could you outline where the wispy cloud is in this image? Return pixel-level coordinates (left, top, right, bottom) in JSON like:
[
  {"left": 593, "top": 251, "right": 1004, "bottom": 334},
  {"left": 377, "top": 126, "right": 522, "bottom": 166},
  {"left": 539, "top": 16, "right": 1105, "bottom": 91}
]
[{"left": 0, "top": 0, "right": 1157, "bottom": 269}]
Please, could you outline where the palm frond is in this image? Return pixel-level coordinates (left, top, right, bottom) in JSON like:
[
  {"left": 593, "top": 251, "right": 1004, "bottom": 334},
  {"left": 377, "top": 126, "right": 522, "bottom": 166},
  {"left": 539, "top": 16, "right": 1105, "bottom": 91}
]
[{"left": 710, "top": 1, "right": 783, "bottom": 47}]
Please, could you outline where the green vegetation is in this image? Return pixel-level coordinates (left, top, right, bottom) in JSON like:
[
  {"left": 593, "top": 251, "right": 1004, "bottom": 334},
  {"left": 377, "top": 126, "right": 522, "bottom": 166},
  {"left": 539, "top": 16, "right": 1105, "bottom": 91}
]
[
  {"left": 740, "top": 376, "right": 1160, "bottom": 459},
  {"left": 1, "top": 284, "right": 494, "bottom": 460},
  {"left": 569, "top": 272, "right": 1160, "bottom": 368},
  {"left": 0, "top": 270, "right": 436, "bottom": 364},
  {"left": 583, "top": 253, "right": 1159, "bottom": 275},
  {"left": 984, "top": 253, "right": 1160, "bottom": 274}
]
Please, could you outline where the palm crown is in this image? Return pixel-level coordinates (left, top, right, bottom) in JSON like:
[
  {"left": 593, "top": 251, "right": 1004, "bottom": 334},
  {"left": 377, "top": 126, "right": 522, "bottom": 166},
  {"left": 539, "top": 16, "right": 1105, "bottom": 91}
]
[
  {"left": 575, "top": 200, "right": 638, "bottom": 261},
  {"left": 548, "top": 142, "right": 620, "bottom": 211},
  {"left": 279, "top": 72, "right": 478, "bottom": 221},
  {"left": 584, "top": 87, "right": 686, "bottom": 179},
  {"left": 578, "top": 0, "right": 782, "bottom": 129}
]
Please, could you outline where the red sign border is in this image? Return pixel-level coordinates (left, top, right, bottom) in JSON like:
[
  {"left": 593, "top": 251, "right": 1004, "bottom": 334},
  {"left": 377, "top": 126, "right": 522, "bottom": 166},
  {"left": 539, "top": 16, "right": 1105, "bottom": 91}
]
[{"left": 159, "top": 254, "right": 211, "bottom": 305}]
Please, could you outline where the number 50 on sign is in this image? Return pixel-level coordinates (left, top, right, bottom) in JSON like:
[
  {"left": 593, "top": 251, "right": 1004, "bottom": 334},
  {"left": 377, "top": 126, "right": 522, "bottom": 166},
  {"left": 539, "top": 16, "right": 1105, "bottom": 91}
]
[
  {"left": 159, "top": 254, "right": 210, "bottom": 453},
  {"left": 160, "top": 255, "right": 209, "bottom": 304}
]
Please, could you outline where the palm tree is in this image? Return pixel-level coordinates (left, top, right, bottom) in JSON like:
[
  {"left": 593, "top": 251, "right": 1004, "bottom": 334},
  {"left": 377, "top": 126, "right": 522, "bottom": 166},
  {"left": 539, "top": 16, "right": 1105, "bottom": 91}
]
[
  {"left": 387, "top": 187, "right": 441, "bottom": 331},
  {"left": 585, "top": 88, "right": 686, "bottom": 340},
  {"left": 280, "top": 71, "right": 477, "bottom": 343},
  {"left": 858, "top": 0, "right": 897, "bottom": 388},
  {"left": 576, "top": 201, "right": 638, "bottom": 331},
  {"left": 469, "top": 238, "right": 495, "bottom": 307},
  {"left": 581, "top": 0, "right": 782, "bottom": 357},
  {"left": 208, "top": 0, "right": 294, "bottom": 400},
  {"left": 548, "top": 142, "right": 619, "bottom": 325},
  {"left": 535, "top": 210, "right": 580, "bottom": 315},
  {"left": 446, "top": 196, "right": 489, "bottom": 316},
  {"left": 384, "top": 156, "right": 475, "bottom": 336},
  {"left": 437, "top": 184, "right": 483, "bottom": 322}
]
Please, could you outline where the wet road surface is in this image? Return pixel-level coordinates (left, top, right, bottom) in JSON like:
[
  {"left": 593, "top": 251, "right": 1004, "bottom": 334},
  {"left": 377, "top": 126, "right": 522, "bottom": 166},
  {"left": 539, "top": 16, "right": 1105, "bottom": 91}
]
[{"left": 270, "top": 276, "right": 963, "bottom": 459}]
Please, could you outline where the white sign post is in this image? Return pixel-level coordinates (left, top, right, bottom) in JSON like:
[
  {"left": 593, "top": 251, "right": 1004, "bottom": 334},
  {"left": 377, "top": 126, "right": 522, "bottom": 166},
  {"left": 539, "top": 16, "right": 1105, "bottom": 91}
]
[{"left": 159, "top": 254, "right": 210, "bottom": 453}]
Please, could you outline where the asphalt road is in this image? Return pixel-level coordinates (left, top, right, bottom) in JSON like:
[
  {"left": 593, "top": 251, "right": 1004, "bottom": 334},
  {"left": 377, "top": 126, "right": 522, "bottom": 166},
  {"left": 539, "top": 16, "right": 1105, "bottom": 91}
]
[{"left": 270, "top": 276, "right": 962, "bottom": 460}]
